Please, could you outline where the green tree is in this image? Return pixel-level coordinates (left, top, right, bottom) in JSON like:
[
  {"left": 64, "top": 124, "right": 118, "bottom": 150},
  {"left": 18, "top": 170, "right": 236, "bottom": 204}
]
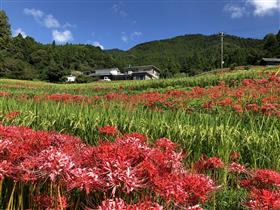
[
  {"left": 0, "top": 10, "right": 11, "bottom": 50},
  {"left": 45, "top": 61, "right": 65, "bottom": 82}
]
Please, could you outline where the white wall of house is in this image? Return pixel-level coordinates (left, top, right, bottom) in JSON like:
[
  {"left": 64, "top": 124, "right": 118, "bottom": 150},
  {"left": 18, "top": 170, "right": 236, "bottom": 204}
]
[{"left": 66, "top": 75, "right": 76, "bottom": 82}]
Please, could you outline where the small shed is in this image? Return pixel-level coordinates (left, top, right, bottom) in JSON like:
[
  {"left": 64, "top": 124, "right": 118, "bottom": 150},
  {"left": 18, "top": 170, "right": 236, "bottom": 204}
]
[{"left": 261, "top": 58, "right": 280, "bottom": 66}]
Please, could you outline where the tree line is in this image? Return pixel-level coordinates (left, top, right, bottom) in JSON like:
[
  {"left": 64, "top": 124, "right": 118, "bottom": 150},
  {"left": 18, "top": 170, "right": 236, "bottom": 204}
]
[{"left": 0, "top": 10, "right": 279, "bottom": 82}]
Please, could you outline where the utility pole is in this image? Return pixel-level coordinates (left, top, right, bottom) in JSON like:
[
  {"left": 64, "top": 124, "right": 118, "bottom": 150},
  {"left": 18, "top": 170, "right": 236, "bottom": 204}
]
[{"left": 220, "top": 32, "right": 224, "bottom": 69}]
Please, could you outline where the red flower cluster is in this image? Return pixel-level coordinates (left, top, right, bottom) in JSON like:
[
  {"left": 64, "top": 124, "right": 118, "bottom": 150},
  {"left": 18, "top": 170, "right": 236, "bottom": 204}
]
[
  {"left": 0, "top": 125, "right": 216, "bottom": 209},
  {"left": 1, "top": 72, "right": 279, "bottom": 117},
  {"left": 239, "top": 169, "right": 280, "bottom": 209},
  {"left": 22, "top": 72, "right": 278, "bottom": 116},
  {"left": 4, "top": 111, "right": 20, "bottom": 120},
  {"left": 98, "top": 125, "right": 118, "bottom": 136},
  {"left": 191, "top": 153, "right": 280, "bottom": 209},
  {"left": 194, "top": 156, "right": 225, "bottom": 172},
  {"left": 246, "top": 189, "right": 280, "bottom": 210},
  {"left": 0, "top": 91, "right": 10, "bottom": 97}
]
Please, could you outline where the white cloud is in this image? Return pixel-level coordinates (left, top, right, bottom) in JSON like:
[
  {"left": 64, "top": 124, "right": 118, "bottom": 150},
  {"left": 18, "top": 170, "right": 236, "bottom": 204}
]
[
  {"left": 121, "top": 32, "right": 128, "bottom": 42},
  {"left": 63, "top": 22, "right": 77, "bottom": 29},
  {"left": 44, "top": 15, "right": 60, "bottom": 28},
  {"left": 112, "top": 3, "right": 128, "bottom": 17},
  {"left": 247, "top": 0, "right": 280, "bottom": 16},
  {"left": 130, "top": 31, "right": 143, "bottom": 40},
  {"left": 52, "top": 30, "right": 73, "bottom": 43},
  {"left": 13, "top": 28, "right": 27, "bottom": 38},
  {"left": 24, "top": 8, "right": 73, "bottom": 30},
  {"left": 224, "top": 4, "right": 247, "bottom": 18},
  {"left": 23, "top": 8, "right": 44, "bottom": 18},
  {"left": 121, "top": 31, "right": 142, "bottom": 43},
  {"left": 92, "top": 41, "right": 104, "bottom": 50},
  {"left": 224, "top": 0, "right": 280, "bottom": 17}
]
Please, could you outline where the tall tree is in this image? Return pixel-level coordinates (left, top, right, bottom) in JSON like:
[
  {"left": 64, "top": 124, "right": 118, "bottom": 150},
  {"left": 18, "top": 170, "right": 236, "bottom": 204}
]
[{"left": 0, "top": 10, "right": 12, "bottom": 50}]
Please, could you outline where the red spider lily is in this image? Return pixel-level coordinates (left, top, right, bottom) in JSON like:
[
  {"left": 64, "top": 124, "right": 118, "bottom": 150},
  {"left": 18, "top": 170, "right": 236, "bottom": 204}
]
[
  {"left": 218, "top": 98, "right": 233, "bottom": 106},
  {"left": 228, "top": 162, "right": 247, "bottom": 174},
  {"left": 194, "top": 156, "right": 225, "bottom": 172},
  {"left": 155, "top": 138, "right": 178, "bottom": 151},
  {"left": 98, "top": 125, "right": 118, "bottom": 136},
  {"left": 233, "top": 104, "right": 243, "bottom": 113},
  {"left": 98, "top": 198, "right": 127, "bottom": 210},
  {"left": 122, "top": 132, "right": 148, "bottom": 143},
  {"left": 0, "top": 91, "right": 10, "bottom": 97},
  {"left": 242, "top": 79, "right": 251, "bottom": 86},
  {"left": 245, "top": 188, "right": 280, "bottom": 210},
  {"left": 234, "top": 89, "right": 244, "bottom": 98},
  {"left": 261, "top": 104, "right": 277, "bottom": 113},
  {"left": 43, "top": 93, "right": 91, "bottom": 103},
  {"left": 4, "top": 111, "right": 20, "bottom": 120},
  {"left": 202, "top": 101, "right": 214, "bottom": 109},
  {"left": 0, "top": 125, "right": 231, "bottom": 208},
  {"left": 36, "top": 147, "right": 76, "bottom": 182},
  {"left": 253, "top": 169, "right": 280, "bottom": 187},
  {"left": 229, "top": 151, "right": 241, "bottom": 161},
  {"left": 153, "top": 172, "right": 215, "bottom": 206},
  {"left": 241, "top": 169, "right": 280, "bottom": 189},
  {"left": 246, "top": 104, "right": 259, "bottom": 111}
]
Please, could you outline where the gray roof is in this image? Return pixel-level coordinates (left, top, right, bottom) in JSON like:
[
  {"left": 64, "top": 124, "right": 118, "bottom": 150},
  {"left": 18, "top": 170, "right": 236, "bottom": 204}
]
[
  {"left": 262, "top": 58, "right": 280, "bottom": 62},
  {"left": 94, "top": 68, "right": 120, "bottom": 71},
  {"left": 124, "top": 65, "right": 161, "bottom": 72}
]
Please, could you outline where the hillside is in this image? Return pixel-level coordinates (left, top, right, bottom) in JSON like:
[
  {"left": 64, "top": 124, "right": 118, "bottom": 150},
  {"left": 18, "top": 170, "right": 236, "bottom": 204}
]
[
  {"left": 107, "top": 34, "right": 267, "bottom": 77},
  {"left": 1, "top": 10, "right": 280, "bottom": 82}
]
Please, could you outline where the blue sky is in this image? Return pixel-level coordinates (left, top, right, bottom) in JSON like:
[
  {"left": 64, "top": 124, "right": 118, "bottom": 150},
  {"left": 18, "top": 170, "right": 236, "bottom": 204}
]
[{"left": 2, "top": 0, "right": 280, "bottom": 50}]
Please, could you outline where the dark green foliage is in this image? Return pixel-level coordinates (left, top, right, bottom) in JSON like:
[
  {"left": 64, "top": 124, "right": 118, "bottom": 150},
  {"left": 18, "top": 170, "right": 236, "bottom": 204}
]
[
  {"left": 75, "top": 75, "right": 98, "bottom": 83},
  {"left": 263, "top": 32, "right": 280, "bottom": 57},
  {"left": 107, "top": 34, "right": 269, "bottom": 76},
  {"left": 0, "top": 10, "right": 11, "bottom": 50},
  {"left": 0, "top": 57, "right": 37, "bottom": 80}
]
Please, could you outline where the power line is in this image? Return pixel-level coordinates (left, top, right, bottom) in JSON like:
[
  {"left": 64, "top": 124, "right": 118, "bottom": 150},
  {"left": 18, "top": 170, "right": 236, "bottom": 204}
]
[{"left": 220, "top": 32, "right": 224, "bottom": 69}]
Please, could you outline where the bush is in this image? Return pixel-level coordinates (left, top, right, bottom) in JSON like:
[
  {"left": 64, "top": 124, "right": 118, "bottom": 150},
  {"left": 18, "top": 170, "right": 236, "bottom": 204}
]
[
  {"left": 230, "top": 63, "right": 237, "bottom": 70},
  {"left": 75, "top": 75, "right": 98, "bottom": 83},
  {"left": 244, "top": 66, "right": 250, "bottom": 70}
]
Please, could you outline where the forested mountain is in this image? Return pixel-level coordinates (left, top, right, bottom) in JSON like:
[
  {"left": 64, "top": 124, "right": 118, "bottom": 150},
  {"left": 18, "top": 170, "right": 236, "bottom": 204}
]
[
  {"left": 108, "top": 34, "right": 268, "bottom": 77},
  {"left": 0, "top": 10, "right": 279, "bottom": 82}
]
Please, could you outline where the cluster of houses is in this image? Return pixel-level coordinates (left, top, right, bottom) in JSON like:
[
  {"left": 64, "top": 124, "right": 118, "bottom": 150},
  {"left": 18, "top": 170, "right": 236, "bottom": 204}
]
[
  {"left": 66, "top": 58, "right": 280, "bottom": 83},
  {"left": 66, "top": 65, "right": 161, "bottom": 82}
]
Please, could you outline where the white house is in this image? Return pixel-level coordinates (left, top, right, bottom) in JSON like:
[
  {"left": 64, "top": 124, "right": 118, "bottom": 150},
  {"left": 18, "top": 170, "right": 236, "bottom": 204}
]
[
  {"left": 66, "top": 75, "right": 76, "bottom": 82},
  {"left": 124, "top": 65, "right": 160, "bottom": 80}
]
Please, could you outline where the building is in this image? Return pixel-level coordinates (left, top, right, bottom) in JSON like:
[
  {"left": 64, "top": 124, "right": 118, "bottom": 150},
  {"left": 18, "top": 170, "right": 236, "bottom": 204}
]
[
  {"left": 84, "top": 68, "right": 122, "bottom": 80},
  {"left": 66, "top": 75, "right": 76, "bottom": 82},
  {"left": 124, "top": 65, "right": 160, "bottom": 80},
  {"left": 84, "top": 65, "right": 160, "bottom": 81},
  {"left": 261, "top": 58, "right": 280, "bottom": 66}
]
